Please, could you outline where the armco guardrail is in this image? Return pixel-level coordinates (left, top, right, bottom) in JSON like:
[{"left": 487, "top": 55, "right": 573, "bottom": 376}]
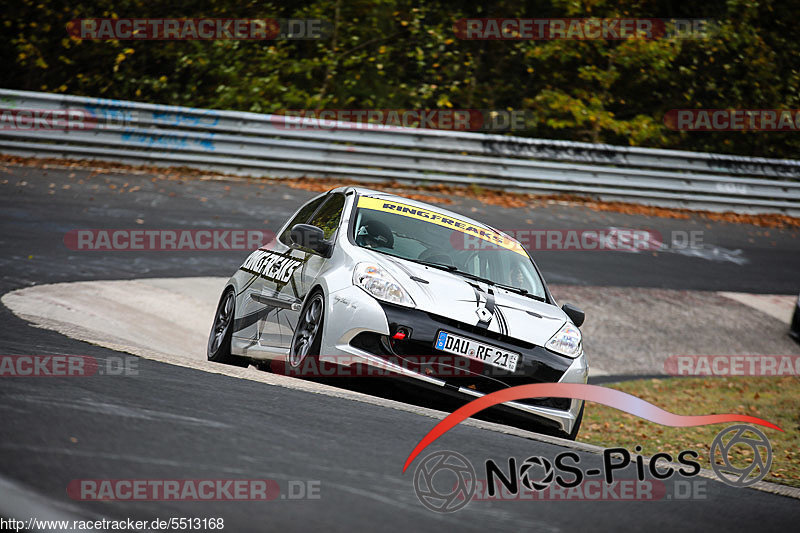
[{"left": 1, "top": 89, "right": 799, "bottom": 216}]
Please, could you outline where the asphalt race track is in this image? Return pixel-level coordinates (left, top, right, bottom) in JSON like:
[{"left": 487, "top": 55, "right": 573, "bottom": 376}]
[{"left": 1, "top": 161, "right": 799, "bottom": 531}]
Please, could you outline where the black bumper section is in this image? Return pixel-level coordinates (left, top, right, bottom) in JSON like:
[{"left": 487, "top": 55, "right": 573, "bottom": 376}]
[{"left": 350, "top": 302, "right": 574, "bottom": 412}]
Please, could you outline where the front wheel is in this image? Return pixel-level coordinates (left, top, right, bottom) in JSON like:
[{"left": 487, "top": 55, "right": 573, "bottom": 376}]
[
  {"left": 289, "top": 290, "right": 325, "bottom": 369},
  {"left": 207, "top": 288, "right": 248, "bottom": 367}
]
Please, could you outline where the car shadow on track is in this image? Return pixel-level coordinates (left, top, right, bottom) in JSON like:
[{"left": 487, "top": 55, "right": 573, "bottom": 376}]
[{"left": 259, "top": 360, "right": 570, "bottom": 439}]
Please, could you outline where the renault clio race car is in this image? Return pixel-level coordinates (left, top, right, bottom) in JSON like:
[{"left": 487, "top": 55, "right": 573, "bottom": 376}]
[{"left": 208, "top": 187, "right": 588, "bottom": 439}]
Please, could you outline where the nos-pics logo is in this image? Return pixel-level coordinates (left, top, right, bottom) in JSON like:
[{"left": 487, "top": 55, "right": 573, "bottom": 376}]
[{"left": 412, "top": 425, "right": 772, "bottom": 513}]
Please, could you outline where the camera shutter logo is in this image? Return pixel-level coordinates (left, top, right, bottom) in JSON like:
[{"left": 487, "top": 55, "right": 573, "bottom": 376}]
[
  {"left": 413, "top": 450, "right": 476, "bottom": 513},
  {"left": 519, "top": 456, "right": 554, "bottom": 491},
  {"left": 710, "top": 425, "right": 772, "bottom": 487}
]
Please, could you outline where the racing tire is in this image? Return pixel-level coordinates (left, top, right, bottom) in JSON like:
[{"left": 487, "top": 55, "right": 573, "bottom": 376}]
[
  {"left": 207, "top": 288, "right": 249, "bottom": 367},
  {"left": 289, "top": 289, "right": 325, "bottom": 371}
]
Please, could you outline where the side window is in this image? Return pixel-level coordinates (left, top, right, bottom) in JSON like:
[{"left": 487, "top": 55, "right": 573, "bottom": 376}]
[
  {"left": 307, "top": 193, "right": 346, "bottom": 240},
  {"left": 279, "top": 196, "right": 325, "bottom": 246}
]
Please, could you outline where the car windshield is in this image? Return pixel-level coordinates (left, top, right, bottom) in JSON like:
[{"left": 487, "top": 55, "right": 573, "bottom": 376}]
[{"left": 353, "top": 196, "right": 547, "bottom": 299}]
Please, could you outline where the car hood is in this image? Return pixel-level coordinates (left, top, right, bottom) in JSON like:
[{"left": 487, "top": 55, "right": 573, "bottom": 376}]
[{"left": 369, "top": 253, "right": 568, "bottom": 347}]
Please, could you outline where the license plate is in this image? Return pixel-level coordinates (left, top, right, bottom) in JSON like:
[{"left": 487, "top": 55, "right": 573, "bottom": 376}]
[{"left": 434, "top": 330, "right": 519, "bottom": 372}]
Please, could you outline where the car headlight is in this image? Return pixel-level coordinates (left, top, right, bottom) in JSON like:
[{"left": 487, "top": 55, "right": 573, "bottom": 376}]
[
  {"left": 545, "top": 322, "right": 582, "bottom": 358},
  {"left": 353, "top": 262, "right": 415, "bottom": 307}
]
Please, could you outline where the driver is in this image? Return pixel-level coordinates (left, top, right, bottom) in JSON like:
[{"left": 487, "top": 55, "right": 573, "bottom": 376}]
[
  {"left": 509, "top": 263, "right": 526, "bottom": 288},
  {"left": 355, "top": 218, "right": 394, "bottom": 249}
]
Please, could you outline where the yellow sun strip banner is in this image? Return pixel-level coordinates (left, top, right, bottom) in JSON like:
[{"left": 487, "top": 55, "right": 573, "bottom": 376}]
[{"left": 357, "top": 196, "right": 528, "bottom": 257}]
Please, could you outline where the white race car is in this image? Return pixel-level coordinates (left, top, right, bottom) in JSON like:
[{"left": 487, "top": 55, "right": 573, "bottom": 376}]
[{"left": 208, "top": 187, "right": 588, "bottom": 439}]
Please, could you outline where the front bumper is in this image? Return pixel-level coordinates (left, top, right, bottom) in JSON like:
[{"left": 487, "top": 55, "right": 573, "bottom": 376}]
[{"left": 323, "top": 288, "right": 588, "bottom": 436}]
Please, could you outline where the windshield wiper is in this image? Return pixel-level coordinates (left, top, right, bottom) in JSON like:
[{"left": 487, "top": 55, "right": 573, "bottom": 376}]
[
  {"left": 415, "top": 260, "right": 497, "bottom": 285},
  {"left": 451, "top": 270, "right": 497, "bottom": 285},
  {"left": 415, "top": 259, "right": 458, "bottom": 272},
  {"left": 409, "top": 258, "right": 546, "bottom": 300},
  {"left": 494, "top": 283, "right": 546, "bottom": 301},
  {"left": 413, "top": 260, "right": 492, "bottom": 283}
]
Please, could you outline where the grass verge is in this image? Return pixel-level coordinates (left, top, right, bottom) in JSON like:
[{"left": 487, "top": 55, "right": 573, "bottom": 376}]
[{"left": 579, "top": 376, "right": 800, "bottom": 488}]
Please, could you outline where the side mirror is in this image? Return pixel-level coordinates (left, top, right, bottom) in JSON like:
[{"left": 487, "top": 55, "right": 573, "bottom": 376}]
[
  {"left": 290, "top": 224, "right": 331, "bottom": 256},
  {"left": 562, "top": 303, "right": 585, "bottom": 327}
]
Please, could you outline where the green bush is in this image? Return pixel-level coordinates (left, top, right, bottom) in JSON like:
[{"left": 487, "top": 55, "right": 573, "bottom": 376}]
[{"left": 3, "top": 0, "right": 799, "bottom": 158}]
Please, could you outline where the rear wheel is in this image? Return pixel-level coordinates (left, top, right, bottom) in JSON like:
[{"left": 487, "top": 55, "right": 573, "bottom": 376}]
[{"left": 207, "top": 288, "right": 248, "bottom": 367}]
